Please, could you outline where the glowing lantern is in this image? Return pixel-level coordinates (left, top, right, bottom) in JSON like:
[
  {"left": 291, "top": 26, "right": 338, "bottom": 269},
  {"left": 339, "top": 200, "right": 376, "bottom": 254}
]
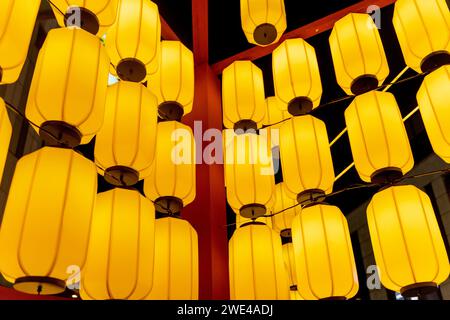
[
  {"left": 229, "top": 222, "right": 290, "bottom": 300},
  {"left": 0, "top": 98, "right": 12, "bottom": 181},
  {"left": 106, "top": 0, "right": 161, "bottom": 82},
  {"left": 263, "top": 97, "right": 291, "bottom": 127},
  {"left": 0, "top": 0, "right": 40, "bottom": 84},
  {"left": 0, "top": 147, "right": 97, "bottom": 295},
  {"left": 393, "top": 0, "right": 450, "bottom": 73},
  {"left": 222, "top": 61, "right": 266, "bottom": 131},
  {"left": 240, "top": 0, "right": 287, "bottom": 46},
  {"left": 146, "top": 217, "right": 199, "bottom": 300},
  {"left": 292, "top": 204, "right": 359, "bottom": 300},
  {"left": 148, "top": 41, "right": 195, "bottom": 121},
  {"left": 279, "top": 115, "right": 334, "bottom": 205},
  {"left": 144, "top": 121, "right": 196, "bottom": 214},
  {"left": 345, "top": 91, "right": 414, "bottom": 183},
  {"left": 95, "top": 81, "right": 158, "bottom": 186},
  {"left": 271, "top": 182, "right": 301, "bottom": 236},
  {"left": 282, "top": 242, "right": 303, "bottom": 299},
  {"left": 80, "top": 188, "right": 155, "bottom": 300},
  {"left": 367, "top": 185, "right": 450, "bottom": 297},
  {"left": 417, "top": 65, "right": 450, "bottom": 163},
  {"left": 329, "top": 13, "right": 389, "bottom": 95},
  {"left": 26, "top": 27, "right": 109, "bottom": 147},
  {"left": 50, "top": 0, "right": 119, "bottom": 36},
  {"left": 272, "top": 38, "right": 323, "bottom": 115}
]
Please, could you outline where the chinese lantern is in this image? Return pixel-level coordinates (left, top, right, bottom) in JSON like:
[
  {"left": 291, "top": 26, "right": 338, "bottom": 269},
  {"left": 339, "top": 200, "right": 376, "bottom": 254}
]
[
  {"left": 292, "top": 204, "right": 359, "bottom": 300},
  {"left": 272, "top": 38, "right": 323, "bottom": 115},
  {"left": 417, "top": 65, "right": 450, "bottom": 163},
  {"left": 329, "top": 13, "right": 389, "bottom": 95},
  {"left": 144, "top": 121, "right": 196, "bottom": 214},
  {"left": 282, "top": 241, "right": 302, "bottom": 299},
  {"left": 345, "top": 91, "right": 414, "bottom": 183},
  {"left": 148, "top": 41, "right": 195, "bottom": 121},
  {"left": 0, "top": 98, "right": 12, "bottom": 181},
  {"left": 26, "top": 27, "right": 109, "bottom": 147},
  {"left": 106, "top": 0, "right": 161, "bottom": 82},
  {"left": 229, "top": 222, "right": 290, "bottom": 300},
  {"left": 263, "top": 97, "right": 291, "bottom": 127},
  {"left": 367, "top": 185, "right": 450, "bottom": 297},
  {"left": 0, "top": 147, "right": 97, "bottom": 295},
  {"left": 240, "top": 0, "right": 287, "bottom": 46},
  {"left": 146, "top": 217, "right": 198, "bottom": 300},
  {"left": 50, "top": 0, "right": 119, "bottom": 36},
  {"left": 393, "top": 0, "right": 450, "bottom": 73},
  {"left": 0, "top": 0, "right": 40, "bottom": 84},
  {"left": 279, "top": 115, "right": 334, "bottom": 205},
  {"left": 80, "top": 188, "right": 155, "bottom": 300},
  {"left": 95, "top": 81, "right": 158, "bottom": 186},
  {"left": 224, "top": 130, "right": 275, "bottom": 219},
  {"left": 271, "top": 182, "right": 301, "bottom": 236},
  {"left": 222, "top": 61, "right": 266, "bottom": 131}
]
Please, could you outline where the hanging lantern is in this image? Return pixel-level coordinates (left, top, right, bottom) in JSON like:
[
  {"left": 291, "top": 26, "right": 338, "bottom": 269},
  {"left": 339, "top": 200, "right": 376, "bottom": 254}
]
[
  {"left": 224, "top": 130, "right": 275, "bottom": 219},
  {"left": 271, "top": 182, "right": 301, "bottom": 236},
  {"left": 272, "top": 38, "right": 323, "bottom": 115},
  {"left": 106, "top": 0, "right": 161, "bottom": 83},
  {"left": 367, "top": 185, "right": 450, "bottom": 297},
  {"left": 50, "top": 0, "right": 119, "bottom": 36},
  {"left": 95, "top": 81, "right": 158, "bottom": 187},
  {"left": 292, "top": 204, "right": 359, "bottom": 300},
  {"left": 80, "top": 188, "right": 155, "bottom": 300},
  {"left": 393, "top": 0, "right": 450, "bottom": 73},
  {"left": 0, "top": 147, "right": 97, "bottom": 295},
  {"left": 282, "top": 241, "right": 303, "bottom": 299},
  {"left": 26, "top": 27, "right": 109, "bottom": 147},
  {"left": 417, "top": 65, "right": 450, "bottom": 163},
  {"left": 279, "top": 115, "right": 334, "bottom": 205},
  {"left": 146, "top": 217, "right": 199, "bottom": 300},
  {"left": 0, "top": 0, "right": 40, "bottom": 84},
  {"left": 240, "top": 0, "right": 287, "bottom": 46},
  {"left": 148, "top": 41, "right": 195, "bottom": 121},
  {"left": 229, "top": 222, "right": 290, "bottom": 300},
  {"left": 329, "top": 13, "right": 389, "bottom": 95},
  {"left": 144, "top": 121, "right": 196, "bottom": 214},
  {"left": 0, "top": 98, "right": 12, "bottom": 182},
  {"left": 235, "top": 213, "right": 272, "bottom": 228},
  {"left": 345, "top": 91, "right": 414, "bottom": 183},
  {"left": 263, "top": 97, "right": 291, "bottom": 127},
  {"left": 222, "top": 61, "right": 266, "bottom": 131}
]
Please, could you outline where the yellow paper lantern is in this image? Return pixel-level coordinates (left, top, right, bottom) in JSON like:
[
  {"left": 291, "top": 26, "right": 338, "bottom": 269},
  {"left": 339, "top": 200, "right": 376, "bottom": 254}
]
[
  {"left": 367, "top": 185, "right": 450, "bottom": 297},
  {"left": 0, "top": 98, "right": 12, "bottom": 182},
  {"left": 282, "top": 241, "right": 303, "bottom": 300},
  {"left": 95, "top": 81, "right": 158, "bottom": 186},
  {"left": 0, "top": 0, "right": 40, "bottom": 84},
  {"left": 229, "top": 222, "right": 290, "bottom": 300},
  {"left": 417, "top": 65, "right": 450, "bottom": 163},
  {"left": 146, "top": 217, "right": 199, "bottom": 300},
  {"left": 279, "top": 115, "right": 334, "bottom": 205},
  {"left": 224, "top": 130, "right": 275, "bottom": 218},
  {"left": 393, "top": 0, "right": 450, "bottom": 73},
  {"left": 345, "top": 91, "right": 414, "bottom": 183},
  {"left": 329, "top": 13, "right": 389, "bottom": 95},
  {"left": 292, "top": 204, "right": 359, "bottom": 300},
  {"left": 80, "top": 188, "right": 155, "bottom": 300},
  {"left": 263, "top": 97, "right": 291, "bottom": 127},
  {"left": 148, "top": 41, "right": 195, "bottom": 121},
  {"left": 0, "top": 146, "right": 97, "bottom": 295},
  {"left": 50, "top": 0, "right": 119, "bottom": 36},
  {"left": 222, "top": 61, "right": 266, "bottom": 131},
  {"left": 271, "top": 183, "right": 301, "bottom": 235},
  {"left": 144, "top": 121, "right": 196, "bottom": 214},
  {"left": 240, "top": 0, "right": 287, "bottom": 46},
  {"left": 106, "top": 0, "right": 161, "bottom": 82},
  {"left": 272, "top": 38, "right": 323, "bottom": 115},
  {"left": 26, "top": 27, "right": 109, "bottom": 147}
]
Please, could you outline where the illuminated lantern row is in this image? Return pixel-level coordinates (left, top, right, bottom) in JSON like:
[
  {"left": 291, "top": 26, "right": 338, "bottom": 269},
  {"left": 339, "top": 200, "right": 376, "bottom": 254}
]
[
  {"left": 272, "top": 38, "right": 323, "bottom": 115},
  {"left": 367, "top": 185, "right": 449, "bottom": 297},
  {"left": 345, "top": 91, "right": 414, "bottom": 183},
  {"left": 0, "top": 147, "right": 97, "bottom": 295},
  {"left": 240, "top": 0, "right": 287, "bottom": 46},
  {"left": 393, "top": 0, "right": 450, "bottom": 73},
  {"left": 0, "top": 0, "right": 40, "bottom": 84},
  {"left": 0, "top": 99, "right": 11, "bottom": 181}
]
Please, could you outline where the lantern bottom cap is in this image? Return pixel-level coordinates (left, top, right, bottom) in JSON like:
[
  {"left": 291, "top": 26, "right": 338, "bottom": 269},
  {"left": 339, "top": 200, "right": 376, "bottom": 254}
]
[
  {"left": 40, "top": 121, "right": 82, "bottom": 148},
  {"left": 158, "top": 102, "right": 184, "bottom": 122},
  {"left": 400, "top": 282, "right": 438, "bottom": 298},
  {"left": 320, "top": 296, "right": 347, "bottom": 301},
  {"left": 104, "top": 166, "right": 140, "bottom": 187},
  {"left": 290, "top": 285, "right": 298, "bottom": 291},
  {"left": 297, "top": 189, "right": 326, "bottom": 206},
  {"left": 239, "top": 204, "right": 266, "bottom": 219},
  {"left": 234, "top": 120, "right": 258, "bottom": 133},
  {"left": 155, "top": 196, "right": 183, "bottom": 215},
  {"left": 288, "top": 97, "right": 313, "bottom": 116},
  {"left": 350, "top": 75, "right": 378, "bottom": 96},
  {"left": 64, "top": 7, "right": 100, "bottom": 35},
  {"left": 117, "top": 58, "right": 147, "bottom": 83},
  {"left": 280, "top": 228, "right": 292, "bottom": 239},
  {"left": 13, "top": 276, "right": 66, "bottom": 295},
  {"left": 421, "top": 51, "right": 450, "bottom": 73},
  {"left": 253, "top": 23, "right": 277, "bottom": 46},
  {"left": 370, "top": 167, "right": 403, "bottom": 184}
]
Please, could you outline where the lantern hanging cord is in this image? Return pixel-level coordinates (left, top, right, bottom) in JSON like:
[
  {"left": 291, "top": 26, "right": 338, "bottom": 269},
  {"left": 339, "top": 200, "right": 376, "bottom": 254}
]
[{"left": 46, "top": 0, "right": 65, "bottom": 16}]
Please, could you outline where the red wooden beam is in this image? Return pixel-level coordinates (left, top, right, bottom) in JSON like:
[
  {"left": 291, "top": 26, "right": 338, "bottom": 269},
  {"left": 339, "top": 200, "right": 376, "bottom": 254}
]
[
  {"left": 211, "top": 0, "right": 397, "bottom": 75},
  {"left": 192, "top": 0, "right": 209, "bottom": 64}
]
